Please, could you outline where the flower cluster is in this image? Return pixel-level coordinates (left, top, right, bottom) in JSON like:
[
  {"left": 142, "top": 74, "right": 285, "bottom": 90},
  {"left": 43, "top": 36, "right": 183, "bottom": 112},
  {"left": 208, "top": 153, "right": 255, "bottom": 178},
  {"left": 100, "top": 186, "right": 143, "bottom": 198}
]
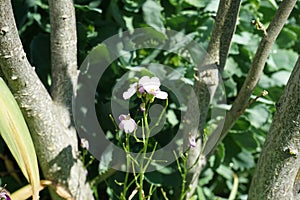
[
  {"left": 123, "top": 76, "right": 168, "bottom": 100},
  {"left": 118, "top": 76, "right": 168, "bottom": 133}
]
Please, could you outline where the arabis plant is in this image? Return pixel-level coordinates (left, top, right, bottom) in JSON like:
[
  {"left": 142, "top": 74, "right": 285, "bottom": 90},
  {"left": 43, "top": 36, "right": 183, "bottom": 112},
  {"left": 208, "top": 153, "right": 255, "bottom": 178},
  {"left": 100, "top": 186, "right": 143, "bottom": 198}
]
[{"left": 117, "top": 75, "right": 168, "bottom": 200}]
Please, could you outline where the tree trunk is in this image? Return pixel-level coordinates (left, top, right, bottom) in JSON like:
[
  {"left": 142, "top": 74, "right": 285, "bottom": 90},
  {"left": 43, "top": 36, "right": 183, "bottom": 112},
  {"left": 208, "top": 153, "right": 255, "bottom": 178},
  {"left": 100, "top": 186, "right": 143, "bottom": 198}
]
[
  {"left": 248, "top": 56, "right": 300, "bottom": 200},
  {"left": 203, "top": 0, "right": 298, "bottom": 157},
  {"left": 0, "top": 1, "right": 94, "bottom": 199},
  {"left": 184, "top": 0, "right": 241, "bottom": 198}
]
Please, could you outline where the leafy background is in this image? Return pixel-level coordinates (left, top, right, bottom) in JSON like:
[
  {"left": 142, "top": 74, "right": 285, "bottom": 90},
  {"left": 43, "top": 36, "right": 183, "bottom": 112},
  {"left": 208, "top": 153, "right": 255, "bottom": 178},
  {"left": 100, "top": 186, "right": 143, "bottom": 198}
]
[{"left": 0, "top": 0, "right": 299, "bottom": 199}]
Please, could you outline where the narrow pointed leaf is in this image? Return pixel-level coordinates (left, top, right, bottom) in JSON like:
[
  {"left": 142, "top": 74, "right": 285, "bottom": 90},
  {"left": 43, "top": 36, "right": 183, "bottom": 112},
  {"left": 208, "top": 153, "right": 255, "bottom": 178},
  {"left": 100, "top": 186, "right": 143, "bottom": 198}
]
[{"left": 0, "top": 78, "right": 40, "bottom": 200}]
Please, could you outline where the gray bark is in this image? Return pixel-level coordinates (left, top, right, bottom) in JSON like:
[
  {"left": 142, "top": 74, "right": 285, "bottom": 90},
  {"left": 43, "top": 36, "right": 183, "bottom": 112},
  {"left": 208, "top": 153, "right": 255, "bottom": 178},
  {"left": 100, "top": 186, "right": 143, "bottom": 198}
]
[
  {"left": 203, "top": 0, "right": 298, "bottom": 157},
  {"left": 248, "top": 56, "right": 300, "bottom": 200},
  {"left": 0, "top": 0, "right": 94, "bottom": 199},
  {"left": 185, "top": 0, "right": 241, "bottom": 198}
]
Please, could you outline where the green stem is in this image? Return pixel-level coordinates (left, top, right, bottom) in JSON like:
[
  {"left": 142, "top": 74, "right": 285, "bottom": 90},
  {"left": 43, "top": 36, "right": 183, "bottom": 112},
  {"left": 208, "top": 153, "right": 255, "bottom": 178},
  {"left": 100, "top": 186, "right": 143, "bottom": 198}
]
[
  {"left": 180, "top": 153, "right": 188, "bottom": 200},
  {"left": 150, "top": 98, "right": 168, "bottom": 132},
  {"left": 122, "top": 134, "right": 131, "bottom": 199},
  {"left": 139, "top": 110, "right": 151, "bottom": 199}
]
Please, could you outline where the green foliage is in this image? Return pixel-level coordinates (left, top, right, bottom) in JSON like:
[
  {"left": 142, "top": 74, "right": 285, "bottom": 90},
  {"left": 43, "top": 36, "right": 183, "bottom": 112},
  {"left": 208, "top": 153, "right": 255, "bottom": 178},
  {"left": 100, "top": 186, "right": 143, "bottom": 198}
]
[{"left": 3, "top": 0, "right": 299, "bottom": 199}]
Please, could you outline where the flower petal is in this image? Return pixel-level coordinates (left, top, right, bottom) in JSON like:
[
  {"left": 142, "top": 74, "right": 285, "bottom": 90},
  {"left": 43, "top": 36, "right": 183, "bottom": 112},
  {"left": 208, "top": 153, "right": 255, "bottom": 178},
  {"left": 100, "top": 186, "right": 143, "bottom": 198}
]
[
  {"left": 118, "top": 114, "right": 137, "bottom": 133},
  {"left": 138, "top": 86, "right": 145, "bottom": 93},
  {"left": 123, "top": 83, "right": 137, "bottom": 99},
  {"left": 154, "top": 91, "right": 168, "bottom": 99},
  {"left": 139, "top": 76, "right": 160, "bottom": 93},
  {"left": 123, "top": 118, "right": 137, "bottom": 133},
  {"left": 119, "top": 114, "right": 127, "bottom": 121},
  {"left": 118, "top": 121, "right": 125, "bottom": 130}
]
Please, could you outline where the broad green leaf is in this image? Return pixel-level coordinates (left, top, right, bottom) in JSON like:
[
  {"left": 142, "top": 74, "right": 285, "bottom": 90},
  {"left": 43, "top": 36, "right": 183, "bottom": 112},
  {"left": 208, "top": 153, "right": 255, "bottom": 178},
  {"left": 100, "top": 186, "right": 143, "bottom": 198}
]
[
  {"left": 231, "top": 131, "right": 258, "bottom": 152},
  {"left": 145, "top": 170, "right": 181, "bottom": 187},
  {"left": 224, "top": 77, "right": 237, "bottom": 97},
  {"left": 199, "top": 168, "right": 214, "bottom": 186},
  {"left": 0, "top": 78, "right": 40, "bottom": 200},
  {"left": 246, "top": 104, "right": 269, "bottom": 128},
  {"left": 74, "top": 4, "right": 102, "bottom": 14},
  {"left": 204, "top": 0, "right": 220, "bottom": 12},
  {"left": 277, "top": 27, "right": 298, "bottom": 48},
  {"left": 267, "top": 49, "right": 298, "bottom": 72},
  {"left": 216, "top": 164, "right": 233, "bottom": 180},
  {"left": 122, "top": 0, "right": 145, "bottom": 12},
  {"left": 142, "top": 0, "right": 165, "bottom": 33},
  {"left": 184, "top": 0, "right": 210, "bottom": 8},
  {"left": 232, "top": 149, "right": 255, "bottom": 171},
  {"left": 224, "top": 57, "right": 243, "bottom": 77},
  {"left": 166, "top": 110, "right": 179, "bottom": 127},
  {"left": 271, "top": 70, "right": 291, "bottom": 87}
]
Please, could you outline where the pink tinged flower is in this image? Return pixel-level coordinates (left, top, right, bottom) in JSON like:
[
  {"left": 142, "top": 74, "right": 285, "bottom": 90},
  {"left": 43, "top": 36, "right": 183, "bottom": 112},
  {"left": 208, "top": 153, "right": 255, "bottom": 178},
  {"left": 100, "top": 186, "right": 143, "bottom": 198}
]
[
  {"left": 0, "top": 189, "right": 11, "bottom": 200},
  {"left": 138, "top": 76, "right": 168, "bottom": 99},
  {"left": 189, "top": 137, "right": 197, "bottom": 148},
  {"left": 123, "top": 82, "right": 138, "bottom": 100},
  {"left": 118, "top": 114, "right": 137, "bottom": 133},
  {"left": 138, "top": 86, "right": 145, "bottom": 93}
]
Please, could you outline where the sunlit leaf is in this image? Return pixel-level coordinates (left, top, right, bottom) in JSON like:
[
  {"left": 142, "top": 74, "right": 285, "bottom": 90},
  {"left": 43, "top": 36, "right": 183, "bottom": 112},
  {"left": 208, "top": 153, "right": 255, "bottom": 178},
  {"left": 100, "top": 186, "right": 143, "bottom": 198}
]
[
  {"left": 232, "top": 149, "right": 255, "bottom": 171},
  {"left": 267, "top": 49, "right": 298, "bottom": 72},
  {"left": 0, "top": 78, "right": 40, "bottom": 200},
  {"left": 142, "top": 0, "right": 165, "bottom": 33},
  {"left": 246, "top": 104, "right": 269, "bottom": 128}
]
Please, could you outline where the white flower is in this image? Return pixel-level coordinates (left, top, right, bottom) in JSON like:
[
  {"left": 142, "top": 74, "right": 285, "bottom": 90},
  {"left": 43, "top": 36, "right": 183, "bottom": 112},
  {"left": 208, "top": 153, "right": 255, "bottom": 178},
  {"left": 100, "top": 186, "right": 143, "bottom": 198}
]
[
  {"left": 123, "top": 82, "right": 138, "bottom": 100},
  {"left": 118, "top": 114, "right": 137, "bottom": 133},
  {"left": 138, "top": 76, "right": 168, "bottom": 99},
  {"left": 122, "top": 76, "right": 168, "bottom": 100}
]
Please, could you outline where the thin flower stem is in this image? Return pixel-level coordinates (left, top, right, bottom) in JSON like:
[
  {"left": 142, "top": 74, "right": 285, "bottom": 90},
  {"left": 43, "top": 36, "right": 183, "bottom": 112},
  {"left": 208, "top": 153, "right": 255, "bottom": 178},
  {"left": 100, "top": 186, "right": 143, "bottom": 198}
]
[
  {"left": 180, "top": 154, "right": 188, "bottom": 200},
  {"left": 147, "top": 184, "right": 157, "bottom": 200},
  {"left": 143, "top": 142, "right": 158, "bottom": 171},
  {"left": 150, "top": 98, "right": 168, "bottom": 132},
  {"left": 122, "top": 134, "right": 131, "bottom": 199},
  {"left": 109, "top": 114, "right": 119, "bottom": 131},
  {"left": 139, "top": 110, "right": 151, "bottom": 199}
]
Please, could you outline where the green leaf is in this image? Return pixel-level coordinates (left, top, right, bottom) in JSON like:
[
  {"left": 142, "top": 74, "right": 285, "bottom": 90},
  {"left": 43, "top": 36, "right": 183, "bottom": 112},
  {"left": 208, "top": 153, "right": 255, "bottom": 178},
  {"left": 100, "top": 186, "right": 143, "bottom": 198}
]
[
  {"left": 277, "top": 27, "right": 298, "bottom": 48},
  {"left": 142, "top": 0, "right": 165, "bottom": 33},
  {"left": 232, "top": 149, "right": 255, "bottom": 171},
  {"left": 224, "top": 57, "right": 243, "bottom": 77},
  {"left": 231, "top": 131, "right": 258, "bottom": 152},
  {"left": 231, "top": 117, "right": 251, "bottom": 131},
  {"left": 204, "top": 0, "right": 219, "bottom": 12},
  {"left": 166, "top": 110, "right": 179, "bottom": 127},
  {"left": 246, "top": 104, "right": 269, "bottom": 128},
  {"left": 75, "top": 4, "right": 102, "bottom": 14},
  {"left": 224, "top": 77, "right": 237, "bottom": 97},
  {"left": 216, "top": 164, "right": 233, "bottom": 180},
  {"left": 267, "top": 49, "right": 298, "bottom": 72},
  {"left": 145, "top": 170, "right": 181, "bottom": 187},
  {"left": 184, "top": 0, "right": 210, "bottom": 8},
  {"left": 122, "top": 0, "right": 145, "bottom": 12},
  {"left": 271, "top": 70, "right": 291, "bottom": 87},
  {"left": 199, "top": 168, "right": 214, "bottom": 186},
  {"left": 0, "top": 78, "right": 40, "bottom": 199}
]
